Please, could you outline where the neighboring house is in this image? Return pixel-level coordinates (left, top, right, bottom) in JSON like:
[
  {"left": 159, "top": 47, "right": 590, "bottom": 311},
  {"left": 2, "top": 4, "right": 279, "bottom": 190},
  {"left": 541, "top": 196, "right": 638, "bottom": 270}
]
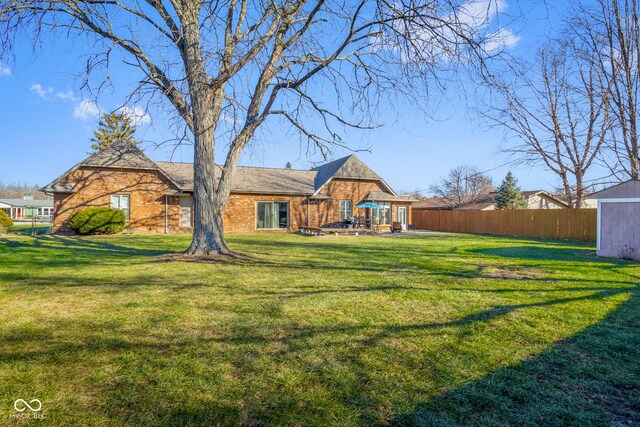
[
  {"left": 42, "top": 142, "right": 415, "bottom": 234},
  {"left": 413, "top": 190, "right": 570, "bottom": 211},
  {"left": 552, "top": 193, "right": 598, "bottom": 208},
  {"left": 590, "top": 180, "right": 640, "bottom": 260},
  {"left": 0, "top": 197, "right": 54, "bottom": 220}
]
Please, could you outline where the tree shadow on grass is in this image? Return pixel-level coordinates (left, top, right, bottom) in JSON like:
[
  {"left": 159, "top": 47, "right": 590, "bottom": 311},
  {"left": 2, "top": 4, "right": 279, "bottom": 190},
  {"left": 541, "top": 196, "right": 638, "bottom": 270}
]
[
  {"left": 471, "top": 245, "right": 604, "bottom": 263},
  {"left": 0, "top": 235, "right": 175, "bottom": 263},
  {"left": 1, "top": 234, "right": 638, "bottom": 424},
  {"left": 1, "top": 284, "right": 637, "bottom": 425},
  {"left": 391, "top": 287, "right": 640, "bottom": 426}
]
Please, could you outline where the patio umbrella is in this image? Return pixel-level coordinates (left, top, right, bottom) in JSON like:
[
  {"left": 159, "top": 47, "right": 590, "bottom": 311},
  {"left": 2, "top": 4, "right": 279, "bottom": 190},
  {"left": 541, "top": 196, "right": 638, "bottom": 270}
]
[{"left": 356, "top": 202, "right": 382, "bottom": 209}]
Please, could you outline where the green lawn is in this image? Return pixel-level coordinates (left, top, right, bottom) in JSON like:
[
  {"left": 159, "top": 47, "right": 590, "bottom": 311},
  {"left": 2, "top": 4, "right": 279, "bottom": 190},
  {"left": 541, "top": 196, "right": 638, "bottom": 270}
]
[
  {"left": 6, "top": 223, "right": 52, "bottom": 235},
  {"left": 0, "top": 233, "right": 638, "bottom": 426}
]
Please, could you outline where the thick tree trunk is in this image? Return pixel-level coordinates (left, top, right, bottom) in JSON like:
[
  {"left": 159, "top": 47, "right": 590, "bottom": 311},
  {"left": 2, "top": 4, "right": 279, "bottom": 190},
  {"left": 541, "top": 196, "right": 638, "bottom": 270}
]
[
  {"left": 186, "top": 103, "right": 230, "bottom": 255},
  {"left": 178, "top": 6, "right": 230, "bottom": 256}
]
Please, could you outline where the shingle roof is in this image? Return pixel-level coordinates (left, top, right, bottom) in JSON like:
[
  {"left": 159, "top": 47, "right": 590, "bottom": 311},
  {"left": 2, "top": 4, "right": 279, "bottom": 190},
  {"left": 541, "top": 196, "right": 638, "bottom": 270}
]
[
  {"left": 42, "top": 142, "right": 164, "bottom": 193},
  {"left": 43, "top": 144, "right": 395, "bottom": 197},
  {"left": 156, "top": 162, "right": 317, "bottom": 195},
  {"left": 81, "top": 142, "right": 159, "bottom": 169},
  {"left": 312, "top": 155, "right": 383, "bottom": 191},
  {"left": 360, "top": 190, "right": 416, "bottom": 203},
  {"left": 0, "top": 199, "right": 53, "bottom": 208}
]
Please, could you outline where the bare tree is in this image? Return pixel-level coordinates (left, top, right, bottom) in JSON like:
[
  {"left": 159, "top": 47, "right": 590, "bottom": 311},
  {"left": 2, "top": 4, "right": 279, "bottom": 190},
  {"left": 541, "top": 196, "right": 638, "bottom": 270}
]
[
  {"left": 486, "top": 40, "right": 609, "bottom": 208},
  {"left": 1, "top": 0, "right": 505, "bottom": 255},
  {"left": 573, "top": 0, "right": 640, "bottom": 180},
  {"left": 429, "top": 165, "right": 494, "bottom": 208},
  {"left": 0, "top": 183, "right": 50, "bottom": 200}
]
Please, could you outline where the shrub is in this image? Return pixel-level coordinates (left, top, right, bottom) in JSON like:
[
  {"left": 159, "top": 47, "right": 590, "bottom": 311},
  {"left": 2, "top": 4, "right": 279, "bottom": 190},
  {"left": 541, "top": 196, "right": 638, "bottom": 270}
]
[
  {"left": 68, "top": 207, "right": 126, "bottom": 235},
  {"left": 0, "top": 210, "right": 13, "bottom": 228}
]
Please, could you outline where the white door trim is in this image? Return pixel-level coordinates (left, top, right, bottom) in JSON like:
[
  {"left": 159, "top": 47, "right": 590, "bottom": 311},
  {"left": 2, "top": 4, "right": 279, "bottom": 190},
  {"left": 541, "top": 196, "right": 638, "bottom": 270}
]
[{"left": 397, "top": 206, "right": 407, "bottom": 230}]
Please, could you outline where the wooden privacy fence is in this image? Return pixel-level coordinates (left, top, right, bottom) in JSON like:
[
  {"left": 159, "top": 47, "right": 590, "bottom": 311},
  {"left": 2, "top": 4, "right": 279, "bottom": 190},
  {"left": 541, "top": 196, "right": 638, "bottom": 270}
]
[{"left": 413, "top": 209, "right": 597, "bottom": 241}]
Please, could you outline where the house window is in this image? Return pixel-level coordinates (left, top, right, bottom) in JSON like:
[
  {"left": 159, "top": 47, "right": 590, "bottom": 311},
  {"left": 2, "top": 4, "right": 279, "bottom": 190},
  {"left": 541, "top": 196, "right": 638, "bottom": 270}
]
[
  {"left": 371, "top": 202, "right": 391, "bottom": 225},
  {"left": 339, "top": 200, "right": 352, "bottom": 221},
  {"left": 111, "top": 195, "right": 130, "bottom": 220},
  {"left": 256, "top": 201, "right": 288, "bottom": 229}
]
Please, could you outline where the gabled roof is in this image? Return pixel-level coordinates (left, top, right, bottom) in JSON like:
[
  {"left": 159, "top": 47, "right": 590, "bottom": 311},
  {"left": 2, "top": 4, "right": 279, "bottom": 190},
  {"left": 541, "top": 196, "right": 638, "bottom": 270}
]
[
  {"left": 43, "top": 145, "right": 396, "bottom": 198},
  {"left": 522, "top": 190, "right": 570, "bottom": 207},
  {"left": 80, "top": 143, "right": 158, "bottom": 169},
  {"left": 588, "top": 179, "right": 640, "bottom": 199},
  {"left": 313, "top": 155, "right": 380, "bottom": 188},
  {"left": 311, "top": 155, "right": 395, "bottom": 195},
  {"left": 42, "top": 142, "right": 169, "bottom": 193}
]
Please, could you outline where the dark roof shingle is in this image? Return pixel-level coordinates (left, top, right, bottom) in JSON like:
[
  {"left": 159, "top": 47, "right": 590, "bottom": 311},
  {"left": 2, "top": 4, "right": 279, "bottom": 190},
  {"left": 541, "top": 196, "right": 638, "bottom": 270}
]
[
  {"left": 312, "top": 155, "right": 382, "bottom": 191},
  {"left": 43, "top": 145, "right": 394, "bottom": 197},
  {"left": 156, "top": 162, "right": 317, "bottom": 194}
]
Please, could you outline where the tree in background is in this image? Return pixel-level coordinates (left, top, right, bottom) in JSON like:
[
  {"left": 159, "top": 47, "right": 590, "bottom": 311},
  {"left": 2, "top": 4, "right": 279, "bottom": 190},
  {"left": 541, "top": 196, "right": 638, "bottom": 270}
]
[
  {"left": 574, "top": 0, "right": 640, "bottom": 180},
  {"left": 495, "top": 172, "right": 527, "bottom": 210},
  {"left": 485, "top": 39, "right": 609, "bottom": 208},
  {"left": 285, "top": 162, "right": 293, "bottom": 169},
  {"left": 0, "top": 183, "right": 50, "bottom": 200},
  {"left": 90, "top": 112, "right": 138, "bottom": 152},
  {"left": 429, "top": 165, "right": 494, "bottom": 209}
]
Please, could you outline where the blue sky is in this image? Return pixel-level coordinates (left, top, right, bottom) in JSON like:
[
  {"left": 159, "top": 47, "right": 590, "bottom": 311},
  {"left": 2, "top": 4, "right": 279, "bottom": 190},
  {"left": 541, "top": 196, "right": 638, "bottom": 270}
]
[{"left": 0, "top": 1, "right": 581, "bottom": 194}]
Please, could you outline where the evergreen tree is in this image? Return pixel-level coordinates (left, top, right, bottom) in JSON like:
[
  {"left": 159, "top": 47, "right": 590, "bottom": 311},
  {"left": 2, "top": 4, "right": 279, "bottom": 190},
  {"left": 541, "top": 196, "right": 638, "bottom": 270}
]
[
  {"left": 495, "top": 172, "right": 528, "bottom": 210},
  {"left": 285, "top": 162, "right": 292, "bottom": 169},
  {"left": 90, "top": 112, "right": 137, "bottom": 151}
]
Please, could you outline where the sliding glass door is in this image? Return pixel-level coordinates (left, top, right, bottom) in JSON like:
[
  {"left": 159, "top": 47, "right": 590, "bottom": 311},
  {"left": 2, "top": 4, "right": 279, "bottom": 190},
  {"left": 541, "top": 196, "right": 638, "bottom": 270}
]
[{"left": 256, "top": 201, "right": 289, "bottom": 229}]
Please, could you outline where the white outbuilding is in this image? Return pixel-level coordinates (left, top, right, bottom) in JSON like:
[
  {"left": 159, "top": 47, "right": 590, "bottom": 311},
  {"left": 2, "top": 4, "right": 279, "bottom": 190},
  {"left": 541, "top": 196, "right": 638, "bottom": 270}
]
[{"left": 590, "top": 180, "right": 640, "bottom": 260}]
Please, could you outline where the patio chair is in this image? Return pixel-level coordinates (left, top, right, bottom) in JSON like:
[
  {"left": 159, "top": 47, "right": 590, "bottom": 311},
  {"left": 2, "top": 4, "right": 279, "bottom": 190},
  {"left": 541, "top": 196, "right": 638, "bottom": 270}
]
[
  {"left": 407, "top": 224, "right": 417, "bottom": 232},
  {"left": 391, "top": 222, "right": 402, "bottom": 233}
]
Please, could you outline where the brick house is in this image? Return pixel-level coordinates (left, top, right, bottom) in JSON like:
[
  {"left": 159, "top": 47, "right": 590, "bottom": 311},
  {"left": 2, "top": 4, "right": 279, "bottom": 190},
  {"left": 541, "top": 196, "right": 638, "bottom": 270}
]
[{"left": 42, "top": 143, "right": 415, "bottom": 234}]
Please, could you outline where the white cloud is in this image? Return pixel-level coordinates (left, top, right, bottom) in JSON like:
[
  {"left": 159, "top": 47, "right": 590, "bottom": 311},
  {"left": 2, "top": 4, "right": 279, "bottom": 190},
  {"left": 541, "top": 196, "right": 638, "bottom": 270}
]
[
  {"left": 0, "top": 64, "right": 12, "bottom": 77},
  {"left": 30, "top": 83, "right": 78, "bottom": 101},
  {"left": 73, "top": 99, "right": 101, "bottom": 121},
  {"left": 29, "top": 83, "right": 103, "bottom": 122},
  {"left": 30, "top": 83, "right": 53, "bottom": 99},
  {"left": 484, "top": 27, "right": 521, "bottom": 53},
  {"left": 457, "top": 0, "right": 508, "bottom": 30},
  {"left": 121, "top": 105, "right": 151, "bottom": 127},
  {"left": 55, "top": 90, "right": 76, "bottom": 101},
  {"left": 378, "top": 0, "right": 518, "bottom": 65}
]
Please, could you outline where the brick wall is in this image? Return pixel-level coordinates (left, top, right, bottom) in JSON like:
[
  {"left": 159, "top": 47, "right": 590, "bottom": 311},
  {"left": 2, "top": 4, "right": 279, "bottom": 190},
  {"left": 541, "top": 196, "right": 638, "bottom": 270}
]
[
  {"left": 52, "top": 170, "right": 413, "bottom": 234},
  {"left": 224, "top": 193, "right": 308, "bottom": 232},
  {"left": 223, "top": 179, "right": 413, "bottom": 232},
  {"left": 53, "top": 167, "right": 184, "bottom": 234}
]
